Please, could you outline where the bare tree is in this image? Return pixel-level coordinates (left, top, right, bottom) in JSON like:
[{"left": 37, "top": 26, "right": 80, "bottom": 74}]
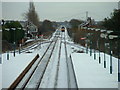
[{"left": 25, "top": 2, "right": 40, "bottom": 28}]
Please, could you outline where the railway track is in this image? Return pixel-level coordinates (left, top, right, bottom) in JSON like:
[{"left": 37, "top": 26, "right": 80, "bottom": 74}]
[
  {"left": 8, "top": 35, "right": 59, "bottom": 89},
  {"left": 20, "top": 41, "right": 52, "bottom": 53},
  {"left": 8, "top": 29, "right": 78, "bottom": 89},
  {"left": 54, "top": 32, "right": 62, "bottom": 88},
  {"left": 64, "top": 32, "right": 71, "bottom": 88},
  {"left": 19, "top": 31, "right": 60, "bottom": 53},
  {"left": 10, "top": 31, "right": 61, "bottom": 54},
  {"left": 54, "top": 31, "right": 78, "bottom": 88},
  {"left": 64, "top": 32, "right": 78, "bottom": 89},
  {"left": 11, "top": 40, "right": 52, "bottom": 54}
]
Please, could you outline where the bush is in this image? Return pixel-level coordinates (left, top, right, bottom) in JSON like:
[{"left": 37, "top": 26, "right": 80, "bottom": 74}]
[{"left": 2, "top": 21, "right": 25, "bottom": 44}]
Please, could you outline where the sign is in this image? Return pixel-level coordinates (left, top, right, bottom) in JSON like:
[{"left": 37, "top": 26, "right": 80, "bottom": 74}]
[
  {"left": 38, "top": 34, "right": 43, "bottom": 38},
  {"left": 109, "top": 35, "right": 118, "bottom": 39},
  {"left": 38, "top": 34, "right": 43, "bottom": 37},
  {"left": 80, "top": 37, "right": 86, "bottom": 40}
]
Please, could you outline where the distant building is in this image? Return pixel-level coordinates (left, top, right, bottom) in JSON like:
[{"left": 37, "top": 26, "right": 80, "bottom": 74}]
[
  {"left": 118, "top": 1, "right": 120, "bottom": 9},
  {"left": 26, "top": 21, "right": 38, "bottom": 39}
]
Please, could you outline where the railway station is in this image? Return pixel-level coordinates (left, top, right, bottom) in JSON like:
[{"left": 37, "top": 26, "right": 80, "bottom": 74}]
[{"left": 0, "top": 1, "right": 120, "bottom": 90}]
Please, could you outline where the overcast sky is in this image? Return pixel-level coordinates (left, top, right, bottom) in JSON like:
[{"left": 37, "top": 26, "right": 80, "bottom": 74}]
[{"left": 1, "top": 2, "right": 119, "bottom": 22}]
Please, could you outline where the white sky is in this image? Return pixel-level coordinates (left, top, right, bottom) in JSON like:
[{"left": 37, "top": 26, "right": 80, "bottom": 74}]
[{"left": 1, "top": 1, "right": 119, "bottom": 22}]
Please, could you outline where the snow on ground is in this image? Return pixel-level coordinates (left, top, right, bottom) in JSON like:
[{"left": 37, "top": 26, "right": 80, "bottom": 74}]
[
  {"left": 66, "top": 44, "right": 78, "bottom": 88},
  {"left": 40, "top": 29, "right": 77, "bottom": 88},
  {"left": 2, "top": 53, "right": 37, "bottom": 88},
  {"left": 0, "top": 30, "right": 58, "bottom": 89},
  {"left": 1, "top": 42, "right": 50, "bottom": 88},
  {"left": 71, "top": 52, "right": 118, "bottom": 88},
  {"left": 25, "top": 39, "right": 35, "bottom": 43},
  {"left": 64, "top": 28, "right": 118, "bottom": 88},
  {"left": 39, "top": 39, "right": 61, "bottom": 88},
  {"left": 1, "top": 28, "right": 119, "bottom": 89},
  {"left": 57, "top": 42, "right": 68, "bottom": 88},
  {"left": 40, "top": 36, "right": 69, "bottom": 88}
]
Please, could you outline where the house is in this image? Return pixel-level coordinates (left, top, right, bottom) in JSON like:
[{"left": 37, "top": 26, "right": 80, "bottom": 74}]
[{"left": 25, "top": 21, "right": 38, "bottom": 39}]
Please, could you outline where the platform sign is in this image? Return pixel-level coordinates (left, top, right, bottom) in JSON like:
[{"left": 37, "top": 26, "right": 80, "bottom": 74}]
[
  {"left": 80, "top": 37, "right": 86, "bottom": 40},
  {"left": 38, "top": 34, "right": 43, "bottom": 38},
  {"left": 40, "top": 34, "right": 43, "bottom": 39}
]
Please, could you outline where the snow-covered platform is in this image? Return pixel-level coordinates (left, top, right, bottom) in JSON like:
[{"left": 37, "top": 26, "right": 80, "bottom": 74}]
[
  {"left": 71, "top": 53, "right": 118, "bottom": 88},
  {"left": 1, "top": 42, "right": 50, "bottom": 89}
]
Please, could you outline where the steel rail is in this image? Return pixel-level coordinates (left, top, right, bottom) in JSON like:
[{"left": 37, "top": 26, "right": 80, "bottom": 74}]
[{"left": 8, "top": 36, "right": 57, "bottom": 90}]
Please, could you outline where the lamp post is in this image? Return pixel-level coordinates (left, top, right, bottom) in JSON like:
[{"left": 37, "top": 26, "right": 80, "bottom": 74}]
[
  {"left": 95, "top": 29, "right": 101, "bottom": 62},
  {"left": 99, "top": 30, "right": 106, "bottom": 63},
  {"left": 5, "top": 28, "right": 10, "bottom": 60},
  {"left": 100, "top": 32, "right": 107, "bottom": 68},
  {"left": 93, "top": 28, "right": 96, "bottom": 60},
  {"left": 98, "top": 29, "right": 101, "bottom": 64},
  {"left": 12, "top": 28, "right": 16, "bottom": 57},
  {"left": 87, "top": 28, "right": 92, "bottom": 56},
  {"left": 90, "top": 34, "right": 93, "bottom": 56},
  {"left": 7, "top": 51, "right": 9, "bottom": 60},
  {"left": 18, "top": 27, "right": 22, "bottom": 54},
  {"left": 87, "top": 33, "right": 91, "bottom": 54},
  {"left": 108, "top": 34, "right": 117, "bottom": 74},
  {"left": 107, "top": 32, "right": 120, "bottom": 81},
  {"left": 89, "top": 34, "right": 92, "bottom": 56},
  {"left": 94, "top": 45, "right": 96, "bottom": 60},
  {"left": 85, "top": 27, "right": 89, "bottom": 54},
  {"left": 109, "top": 35, "right": 120, "bottom": 79},
  {"left": 19, "top": 44, "right": 21, "bottom": 54},
  {"left": 86, "top": 36, "right": 89, "bottom": 54},
  {"left": 100, "top": 30, "right": 113, "bottom": 70}
]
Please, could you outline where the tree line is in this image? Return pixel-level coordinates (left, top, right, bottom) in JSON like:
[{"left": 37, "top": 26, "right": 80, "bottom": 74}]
[{"left": 67, "top": 9, "right": 120, "bottom": 58}]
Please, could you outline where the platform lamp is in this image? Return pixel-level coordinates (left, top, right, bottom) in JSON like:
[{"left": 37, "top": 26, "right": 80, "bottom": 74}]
[
  {"left": 12, "top": 28, "right": 16, "bottom": 57},
  {"left": 100, "top": 32, "right": 107, "bottom": 68},
  {"left": 98, "top": 29, "right": 106, "bottom": 64},
  {"left": 110, "top": 33, "right": 120, "bottom": 81},
  {"left": 5, "top": 28, "right": 10, "bottom": 60},
  {"left": 108, "top": 33, "right": 117, "bottom": 74},
  {"left": 95, "top": 29, "right": 101, "bottom": 63},
  {"left": 85, "top": 26, "right": 89, "bottom": 54},
  {"left": 92, "top": 28, "right": 97, "bottom": 60},
  {"left": 87, "top": 28, "right": 92, "bottom": 56},
  {"left": 18, "top": 28, "right": 22, "bottom": 54},
  {"left": 89, "top": 28, "right": 96, "bottom": 60},
  {"left": 85, "top": 34, "right": 89, "bottom": 54}
]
